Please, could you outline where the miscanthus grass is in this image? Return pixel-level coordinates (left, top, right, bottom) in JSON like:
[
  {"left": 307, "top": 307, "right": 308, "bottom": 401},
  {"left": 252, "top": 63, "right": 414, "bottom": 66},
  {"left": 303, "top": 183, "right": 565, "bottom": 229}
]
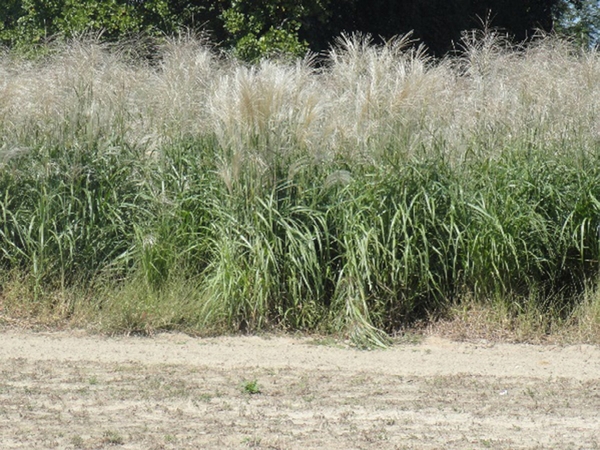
[{"left": 2, "top": 31, "right": 600, "bottom": 346}]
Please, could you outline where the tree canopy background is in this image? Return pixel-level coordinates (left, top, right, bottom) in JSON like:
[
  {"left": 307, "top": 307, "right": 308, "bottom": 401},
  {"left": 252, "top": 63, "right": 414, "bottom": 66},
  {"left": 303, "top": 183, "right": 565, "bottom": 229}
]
[{"left": 0, "top": 0, "right": 598, "bottom": 58}]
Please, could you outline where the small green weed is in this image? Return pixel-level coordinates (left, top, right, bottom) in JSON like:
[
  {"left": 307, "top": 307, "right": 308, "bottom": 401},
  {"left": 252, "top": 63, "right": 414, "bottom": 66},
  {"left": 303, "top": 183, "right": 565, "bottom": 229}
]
[
  {"left": 101, "top": 430, "right": 124, "bottom": 445},
  {"left": 242, "top": 436, "right": 262, "bottom": 447},
  {"left": 242, "top": 379, "right": 261, "bottom": 395},
  {"left": 70, "top": 435, "right": 85, "bottom": 448},
  {"left": 198, "top": 393, "right": 213, "bottom": 402}
]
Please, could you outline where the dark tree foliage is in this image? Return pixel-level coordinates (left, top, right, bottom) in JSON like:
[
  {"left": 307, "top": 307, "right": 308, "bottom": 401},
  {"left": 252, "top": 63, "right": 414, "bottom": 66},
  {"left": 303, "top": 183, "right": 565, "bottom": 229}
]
[
  {"left": 152, "top": 0, "right": 228, "bottom": 42},
  {"left": 0, "top": 0, "right": 228, "bottom": 48},
  {"left": 343, "top": 0, "right": 559, "bottom": 56},
  {"left": 0, "top": 0, "right": 591, "bottom": 58},
  {"left": 554, "top": 0, "right": 600, "bottom": 47}
]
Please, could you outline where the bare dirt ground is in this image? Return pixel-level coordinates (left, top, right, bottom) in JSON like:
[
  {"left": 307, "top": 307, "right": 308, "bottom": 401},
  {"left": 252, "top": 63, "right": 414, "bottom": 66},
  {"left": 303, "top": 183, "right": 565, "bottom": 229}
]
[{"left": 1, "top": 330, "right": 599, "bottom": 449}]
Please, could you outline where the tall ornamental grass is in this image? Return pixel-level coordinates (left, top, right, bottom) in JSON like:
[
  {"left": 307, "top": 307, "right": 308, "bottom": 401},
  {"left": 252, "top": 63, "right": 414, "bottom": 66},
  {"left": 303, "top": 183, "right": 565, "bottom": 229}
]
[{"left": 2, "top": 31, "right": 600, "bottom": 345}]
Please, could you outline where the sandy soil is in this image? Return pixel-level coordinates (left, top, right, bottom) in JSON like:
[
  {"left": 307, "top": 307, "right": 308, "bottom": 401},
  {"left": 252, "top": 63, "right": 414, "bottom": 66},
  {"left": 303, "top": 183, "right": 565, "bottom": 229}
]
[{"left": 0, "top": 330, "right": 599, "bottom": 449}]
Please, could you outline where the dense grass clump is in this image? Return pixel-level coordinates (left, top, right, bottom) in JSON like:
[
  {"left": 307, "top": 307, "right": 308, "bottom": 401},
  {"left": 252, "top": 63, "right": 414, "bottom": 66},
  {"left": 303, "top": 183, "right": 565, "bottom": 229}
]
[{"left": 2, "top": 32, "right": 600, "bottom": 345}]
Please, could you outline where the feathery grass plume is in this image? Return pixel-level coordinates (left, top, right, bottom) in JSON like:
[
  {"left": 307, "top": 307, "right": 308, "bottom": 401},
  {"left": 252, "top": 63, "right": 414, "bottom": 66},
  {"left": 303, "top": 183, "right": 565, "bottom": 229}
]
[
  {"left": 144, "top": 34, "right": 219, "bottom": 142},
  {"left": 325, "top": 33, "right": 453, "bottom": 162},
  {"left": 207, "top": 55, "right": 325, "bottom": 187}
]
